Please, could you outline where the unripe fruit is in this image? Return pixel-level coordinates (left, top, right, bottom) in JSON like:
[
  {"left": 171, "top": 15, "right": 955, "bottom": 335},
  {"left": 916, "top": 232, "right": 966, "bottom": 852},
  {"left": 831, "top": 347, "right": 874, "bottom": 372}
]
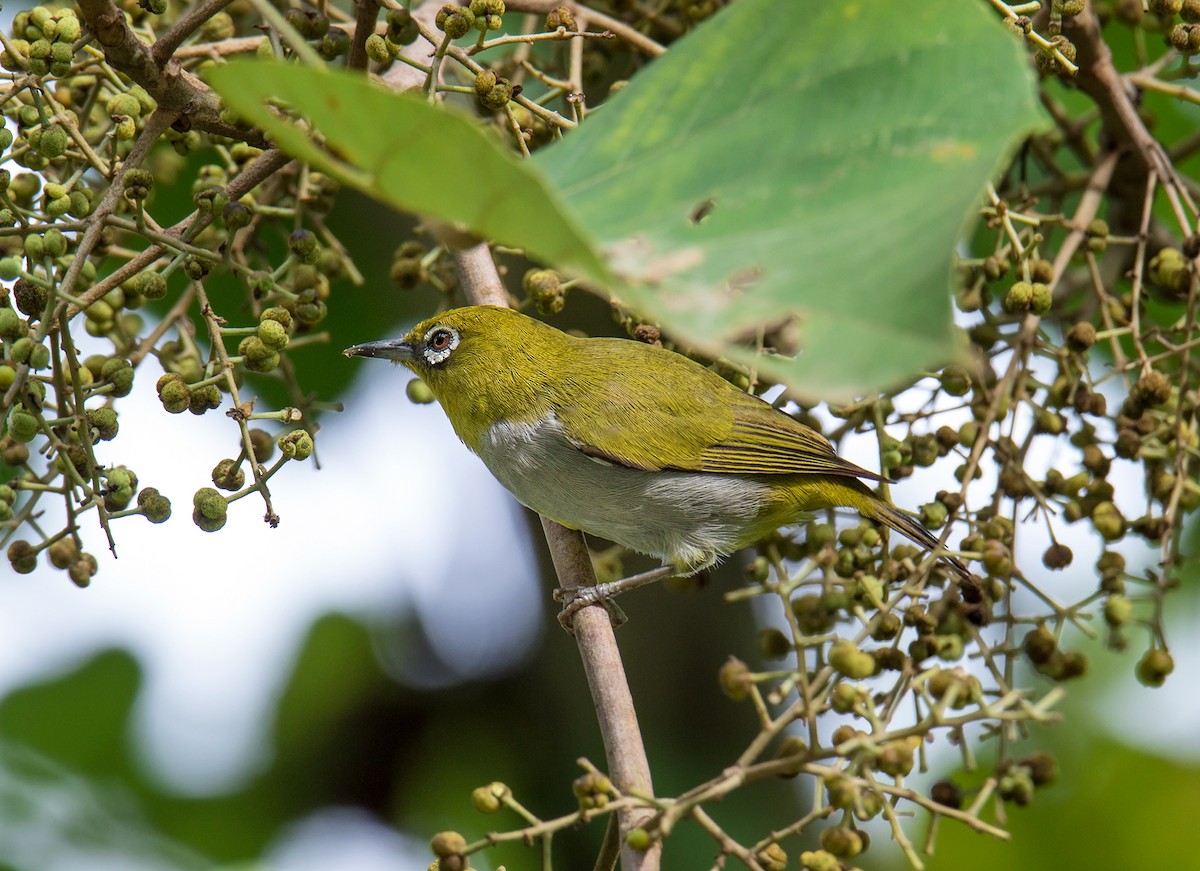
[
  {"left": 429, "top": 831, "right": 467, "bottom": 858},
  {"left": 278, "top": 429, "right": 314, "bottom": 461},
  {"left": 406, "top": 377, "right": 435, "bottom": 404},
  {"left": 930, "top": 779, "right": 963, "bottom": 809},
  {"left": 1135, "top": 648, "right": 1174, "bottom": 686},
  {"left": 156, "top": 373, "right": 189, "bottom": 414},
  {"left": 192, "top": 487, "right": 228, "bottom": 531},
  {"left": 9, "top": 409, "right": 39, "bottom": 442},
  {"left": 108, "top": 95, "right": 139, "bottom": 121},
  {"left": 1030, "top": 281, "right": 1052, "bottom": 314},
  {"left": 257, "top": 318, "right": 289, "bottom": 350},
  {"left": 86, "top": 407, "right": 119, "bottom": 441},
  {"left": 239, "top": 336, "right": 280, "bottom": 373},
  {"left": 1003, "top": 280, "right": 1033, "bottom": 312},
  {"left": 436, "top": 4, "right": 476, "bottom": 38},
  {"left": 820, "top": 827, "right": 863, "bottom": 859},
  {"left": 1103, "top": 595, "right": 1132, "bottom": 627},
  {"left": 470, "top": 781, "right": 509, "bottom": 813},
  {"left": 0, "top": 307, "right": 24, "bottom": 338},
  {"left": 365, "top": 33, "right": 391, "bottom": 63},
  {"left": 718, "top": 655, "right": 752, "bottom": 700},
  {"left": 8, "top": 539, "right": 38, "bottom": 574},
  {"left": 212, "top": 458, "right": 245, "bottom": 491},
  {"left": 1042, "top": 542, "right": 1072, "bottom": 570},
  {"left": 1066, "top": 320, "right": 1096, "bottom": 351},
  {"left": 48, "top": 537, "right": 79, "bottom": 569},
  {"left": 800, "top": 849, "right": 841, "bottom": 871},
  {"left": 387, "top": 8, "right": 420, "bottom": 44},
  {"left": 138, "top": 487, "right": 172, "bottom": 523},
  {"left": 249, "top": 428, "right": 275, "bottom": 461},
  {"left": 758, "top": 627, "right": 790, "bottom": 659},
  {"left": 829, "top": 638, "right": 876, "bottom": 679},
  {"left": 1023, "top": 625, "right": 1057, "bottom": 665},
  {"left": 545, "top": 5, "right": 577, "bottom": 30},
  {"left": 37, "top": 125, "right": 69, "bottom": 158}
]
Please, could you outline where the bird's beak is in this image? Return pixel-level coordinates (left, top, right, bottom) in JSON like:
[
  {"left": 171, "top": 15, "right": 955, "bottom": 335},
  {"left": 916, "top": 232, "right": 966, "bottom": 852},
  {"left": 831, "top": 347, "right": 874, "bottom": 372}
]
[{"left": 343, "top": 339, "right": 414, "bottom": 362}]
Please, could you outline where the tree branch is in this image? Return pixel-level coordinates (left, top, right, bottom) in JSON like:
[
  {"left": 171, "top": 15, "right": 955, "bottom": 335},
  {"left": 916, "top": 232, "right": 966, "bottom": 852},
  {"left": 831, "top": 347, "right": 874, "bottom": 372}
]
[
  {"left": 77, "top": 0, "right": 267, "bottom": 145},
  {"left": 150, "top": 0, "right": 237, "bottom": 65},
  {"left": 448, "top": 240, "right": 660, "bottom": 871},
  {"left": 347, "top": 0, "right": 381, "bottom": 71}
]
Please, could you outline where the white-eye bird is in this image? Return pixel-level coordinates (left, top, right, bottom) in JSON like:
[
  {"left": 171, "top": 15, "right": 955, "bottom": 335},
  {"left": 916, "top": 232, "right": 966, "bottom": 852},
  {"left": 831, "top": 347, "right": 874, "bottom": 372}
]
[{"left": 345, "top": 306, "right": 975, "bottom": 597}]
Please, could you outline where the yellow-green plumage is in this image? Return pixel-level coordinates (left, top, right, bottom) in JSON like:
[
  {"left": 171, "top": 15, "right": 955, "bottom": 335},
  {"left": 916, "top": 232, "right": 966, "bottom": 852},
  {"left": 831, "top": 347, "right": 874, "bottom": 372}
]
[{"left": 346, "top": 306, "right": 971, "bottom": 583}]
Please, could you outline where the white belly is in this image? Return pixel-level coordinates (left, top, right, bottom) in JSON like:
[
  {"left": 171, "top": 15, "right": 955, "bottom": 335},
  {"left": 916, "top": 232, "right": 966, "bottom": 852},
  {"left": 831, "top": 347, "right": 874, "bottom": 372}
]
[{"left": 475, "top": 417, "right": 770, "bottom": 572}]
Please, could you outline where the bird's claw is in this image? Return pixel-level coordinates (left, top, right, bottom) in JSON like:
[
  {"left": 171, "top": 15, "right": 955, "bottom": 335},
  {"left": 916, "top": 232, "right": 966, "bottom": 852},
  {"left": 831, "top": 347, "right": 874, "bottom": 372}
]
[{"left": 555, "top": 586, "right": 628, "bottom": 633}]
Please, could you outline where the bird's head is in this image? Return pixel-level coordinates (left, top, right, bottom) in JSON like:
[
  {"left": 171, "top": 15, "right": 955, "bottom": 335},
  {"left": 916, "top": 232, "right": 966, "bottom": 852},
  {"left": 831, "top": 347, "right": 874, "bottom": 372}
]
[{"left": 344, "top": 305, "right": 564, "bottom": 440}]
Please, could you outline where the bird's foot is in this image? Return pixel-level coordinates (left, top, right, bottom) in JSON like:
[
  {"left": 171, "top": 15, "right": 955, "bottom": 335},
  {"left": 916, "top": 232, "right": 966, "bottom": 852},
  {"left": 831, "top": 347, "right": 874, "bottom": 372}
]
[{"left": 554, "top": 564, "right": 679, "bottom": 633}]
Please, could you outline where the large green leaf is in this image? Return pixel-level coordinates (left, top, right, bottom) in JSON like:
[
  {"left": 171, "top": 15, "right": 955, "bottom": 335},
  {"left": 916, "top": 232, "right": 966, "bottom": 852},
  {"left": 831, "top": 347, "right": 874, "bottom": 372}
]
[
  {"left": 208, "top": 0, "right": 1041, "bottom": 398},
  {"left": 536, "top": 0, "right": 1044, "bottom": 397},
  {"left": 205, "top": 62, "right": 611, "bottom": 285}
]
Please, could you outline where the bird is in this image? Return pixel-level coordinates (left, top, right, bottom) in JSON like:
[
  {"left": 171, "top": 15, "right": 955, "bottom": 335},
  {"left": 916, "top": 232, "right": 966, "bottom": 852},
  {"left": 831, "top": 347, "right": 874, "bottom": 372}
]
[{"left": 345, "top": 305, "right": 976, "bottom": 611}]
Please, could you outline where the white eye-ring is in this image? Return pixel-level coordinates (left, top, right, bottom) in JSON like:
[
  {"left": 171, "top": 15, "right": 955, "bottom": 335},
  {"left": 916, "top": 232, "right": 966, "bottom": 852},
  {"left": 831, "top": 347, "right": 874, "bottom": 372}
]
[{"left": 422, "top": 325, "right": 460, "bottom": 366}]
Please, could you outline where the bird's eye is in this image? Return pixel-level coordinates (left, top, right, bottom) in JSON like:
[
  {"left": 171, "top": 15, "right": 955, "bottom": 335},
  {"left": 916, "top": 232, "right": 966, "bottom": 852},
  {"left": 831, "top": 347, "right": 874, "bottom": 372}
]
[{"left": 421, "top": 324, "right": 459, "bottom": 366}]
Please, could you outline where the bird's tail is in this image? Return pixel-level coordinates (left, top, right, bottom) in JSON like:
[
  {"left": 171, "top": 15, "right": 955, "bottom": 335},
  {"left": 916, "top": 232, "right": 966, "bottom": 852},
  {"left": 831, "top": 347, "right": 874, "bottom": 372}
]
[
  {"left": 777, "top": 474, "right": 983, "bottom": 609},
  {"left": 863, "top": 498, "right": 989, "bottom": 620},
  {"left": 863, "top": 498, "right": 974, "bottom": 586}
]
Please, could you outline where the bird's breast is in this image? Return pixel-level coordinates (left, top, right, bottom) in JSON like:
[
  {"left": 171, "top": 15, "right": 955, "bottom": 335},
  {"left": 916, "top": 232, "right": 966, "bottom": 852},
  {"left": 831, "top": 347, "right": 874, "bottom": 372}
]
[{"left": 475, "top": 415, "right": 774, "bottom": 571}]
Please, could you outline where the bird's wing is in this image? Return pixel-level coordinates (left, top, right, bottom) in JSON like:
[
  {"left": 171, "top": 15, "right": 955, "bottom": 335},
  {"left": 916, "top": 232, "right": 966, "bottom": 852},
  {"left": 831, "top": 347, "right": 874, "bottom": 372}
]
[
  {"left": 551, "top": 340, "right": 882, "bottom": 481},
  {"left": 696, "top": 394, "right": 885, "bottom": 480}
]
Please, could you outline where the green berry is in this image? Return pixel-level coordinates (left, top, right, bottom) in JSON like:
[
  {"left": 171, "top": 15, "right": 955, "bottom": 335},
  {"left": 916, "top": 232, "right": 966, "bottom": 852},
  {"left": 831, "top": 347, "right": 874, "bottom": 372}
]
[
  {"left": 436, "top": 4, "right": 476, "bottom": 38},
  {"left": 222, "top": 200, "right": 252, "bottom": 230},
  {"left": 107, "top": 95, "right": 138, "bottom": 122},
  {"left": 429, "top": 831, "right": 467, "bottom": 858},
  {"left": 277, "top": 429, "right": 314, "bottom": 461},
  {"left": 137, "top": 487, "right": 172, "bottom": 523},
  {"left": 829, "top": 638, "right": 876, "bottom": 679},
  {"left": 406, "top": 377, "right": 435, "bottom": 404},
  {"left": 545, "top": 6, "right": 577, "bottom": 30},
  {"left": 85, "top": 407, "right": 119, "bottom": 441},
  {"left": 260, "top": 306, "right": 293, "bottom": 330},
  {"left": 365, "top": 33, "right": 391, "bottom": 63},
  {"left": 67, "top": 190, "right": 91, "bottom": 217},
  {"left": 8, "top": 540, "right": 38, "bottom": 574},
  {"left": 212, "top": 458, "right": 245, "bottom": 491},
  {"left": 37, "top": 125, "right": 70, "bottom": 158},
  {"left": 1103, "top": 595, "right": 1132, "bottom": 627},
  {"left": 135, "top": 271, "right": 168, "bottom": 300},
  {"left": 238, "top": 336, "right": 280, "bottom": 373},
  {"left": 1030, "top": 281, "right": 1052, "bottom": 314},
  {"left": 524, "top": 268, "right": 564, "bottom": 314},
  {"left": 56, "top": 14, "right": 81, "bottom": 42},
  {"left": 718, "top": 655, "right": 751, "bottom": 701},
  {"left": 157, "top": 373, "right": 190, "bottom": 414},
  {"left": 257, "top": 318, "right": 289, "bottom": 350},
  {"left": 193, "top": 486, "right": 228, "bottom": 520},
  {"left": 0, "top": 257, "right": 22, "bottom": 280},
  {"left": 316, "top": 27, "right": 350, "bottom": 60},
  {"left": 9, "top": 409, "right": 39, "bottom": 442},
  {"left": 0, "top": 307, "right": 24, "bottom": 339},
  {"left": 470, "top": 782, "right": 509, "bottom": 813},
  {"left": 1135, "top": 648, "right": 1174, "bottom": 687},
  {"left": 187, "top": 383, "right": 221, "bottom": 415},
  {"left": 287, "top": 229, "right": 320, "bottom": 264},
  {"left": 1003, "top": 280, "right": 1033, "bottom": 313},
  {"left": 387, "top": 8, "right": 420, "bottom": 44}
]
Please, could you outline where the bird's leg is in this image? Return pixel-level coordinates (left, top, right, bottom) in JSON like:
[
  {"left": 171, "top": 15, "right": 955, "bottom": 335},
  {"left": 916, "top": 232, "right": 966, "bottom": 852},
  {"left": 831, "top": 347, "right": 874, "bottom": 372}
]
[{"left": 555, "top": 564, "right": 679, "bottom": 630}]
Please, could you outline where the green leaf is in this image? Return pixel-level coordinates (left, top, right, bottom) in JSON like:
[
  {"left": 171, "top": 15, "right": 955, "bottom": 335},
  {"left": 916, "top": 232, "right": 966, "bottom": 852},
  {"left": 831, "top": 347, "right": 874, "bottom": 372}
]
[
  {"left": 204, "top": 62, "right": 611, "bottom": 285},
  {"left": 535, "top": 0, "right": 1044, "bottom": 397}
]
